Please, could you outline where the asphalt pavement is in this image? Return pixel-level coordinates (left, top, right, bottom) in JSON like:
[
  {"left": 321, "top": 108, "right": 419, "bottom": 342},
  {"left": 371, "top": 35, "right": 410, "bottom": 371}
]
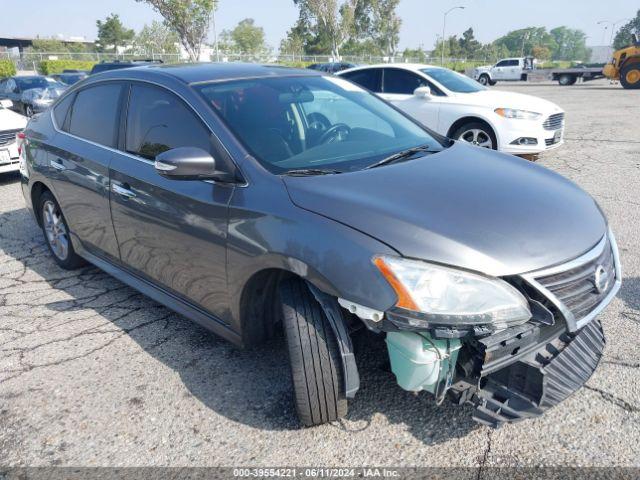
[{"left": 0, "top": 79, "right": 638, "bottom": 468}]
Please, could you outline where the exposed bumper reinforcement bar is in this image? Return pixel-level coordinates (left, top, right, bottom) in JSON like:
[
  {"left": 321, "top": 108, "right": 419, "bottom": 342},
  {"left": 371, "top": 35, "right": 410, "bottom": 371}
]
[{"left": 471, "top": 319, "right": 605, "bottom": 427}]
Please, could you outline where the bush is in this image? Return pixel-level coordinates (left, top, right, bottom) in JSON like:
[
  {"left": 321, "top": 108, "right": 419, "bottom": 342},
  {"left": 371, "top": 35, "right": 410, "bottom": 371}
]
[
  {"left": 277, "top": 60, "right": 315, "bottom": 69},
  {"left": 38, "top": 59, "right": 97, "bottom": 75},
  {"left": 0, "top": 60, "right": 16, "bottom": 78}
]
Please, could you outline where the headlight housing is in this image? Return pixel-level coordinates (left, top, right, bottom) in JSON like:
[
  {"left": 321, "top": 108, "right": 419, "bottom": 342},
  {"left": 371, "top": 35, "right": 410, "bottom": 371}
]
[
  {"left": 374, "top": 256, "right": 531, "bottom": 329},
  {"left": 494, "top": 108, "right": 542, "bottom": 120}
]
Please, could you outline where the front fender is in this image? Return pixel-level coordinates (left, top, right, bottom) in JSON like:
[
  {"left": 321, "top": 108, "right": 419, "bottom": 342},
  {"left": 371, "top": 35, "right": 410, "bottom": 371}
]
[{"left": 225, "top": 176, "right": 399, "bottom": 334}]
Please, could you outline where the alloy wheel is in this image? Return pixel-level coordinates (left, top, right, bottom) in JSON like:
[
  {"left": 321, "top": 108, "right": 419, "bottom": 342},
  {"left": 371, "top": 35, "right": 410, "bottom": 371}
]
[
  {"left": 42, "top": 200, "right": 69, "bottom": 261},
  {"left": 458, "top": 129, "right": 494, "bottom": 149}
]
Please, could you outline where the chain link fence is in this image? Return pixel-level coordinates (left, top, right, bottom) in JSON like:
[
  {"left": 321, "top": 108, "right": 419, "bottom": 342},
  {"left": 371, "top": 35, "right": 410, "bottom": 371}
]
[{"left": 0, "top": 50, "right": 490, "bottom": 74}]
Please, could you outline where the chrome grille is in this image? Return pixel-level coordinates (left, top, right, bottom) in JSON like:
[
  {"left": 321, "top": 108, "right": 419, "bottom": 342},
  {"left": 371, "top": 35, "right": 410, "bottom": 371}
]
[
  {"left": 526, "top": 235, "right": 618, "bottom": 331},
  {"left": 543, "top": 113, "right": 564, "bottom": 131},
  {"left": 0, "top": 129, "right": 20, "bottom": 147}
]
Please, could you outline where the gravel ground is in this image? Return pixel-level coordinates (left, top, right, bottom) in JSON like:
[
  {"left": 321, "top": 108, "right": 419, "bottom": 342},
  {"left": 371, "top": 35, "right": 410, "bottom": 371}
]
[{"left": 0, "top": 79, "right": 639, "bottom": 468}]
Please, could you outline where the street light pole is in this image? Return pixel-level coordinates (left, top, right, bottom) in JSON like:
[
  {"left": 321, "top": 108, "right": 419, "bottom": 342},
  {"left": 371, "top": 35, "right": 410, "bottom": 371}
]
[
  {"left": 597, "top": 21, "right": 610, "bottom": 45},
  {"left": 442, "top": 6, "right": 465, "bottom": 65},
  {"left": 212, "top": 8, "right": 220, "bottom": 62}
]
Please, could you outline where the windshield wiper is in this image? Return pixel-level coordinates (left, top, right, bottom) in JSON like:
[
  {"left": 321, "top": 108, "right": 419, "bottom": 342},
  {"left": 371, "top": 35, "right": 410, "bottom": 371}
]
[
  {"left": 364, "top": 145, "right": 434, "bottom": 170},
  {"left": 283, "top": 168, "right": 343, "bottom": 176}
]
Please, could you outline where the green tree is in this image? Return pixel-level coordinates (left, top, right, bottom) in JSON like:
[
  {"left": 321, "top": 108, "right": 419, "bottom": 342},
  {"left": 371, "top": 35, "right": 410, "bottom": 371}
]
[
  {"left": 134, "top": 21, "right": 179, "bottom": 55},
  {"left": 136, "top": 0, "right": 217, "bottom": 62},
  {"left": 402, "top": 47, "right": 426, "bottom": 62},
  {"left": 550, "top": 26, "right": 590, "bottom": 61},
  {"left": 296, "top": 0, "right": 360, "bottom": 59},
  {"left": 229, "top": 18, "right": 267, "bottom": 55},
  {"left": 31, "top": 39, "right": 68, "bottom": 52},
  {"left": 458, "top": 27, "right": 482, "bottom": 58},
  {"left": 96, "top": 14, "right": 135, "bottom": 53},
  {"left": 532, "top": 45, "right": 551, "bottom": 62},
  {"left": 369, "top": 0, "right": 401, "bottom": 57},
  {"left": 613, "top": 10, "right": 640, "bottom": 49},
  {"left": 494, "top": 27, "right": 555, "bottom": 57}
]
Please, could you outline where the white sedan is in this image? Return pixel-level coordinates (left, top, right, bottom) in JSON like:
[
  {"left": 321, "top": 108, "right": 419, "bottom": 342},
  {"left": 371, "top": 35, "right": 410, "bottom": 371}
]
[
  {"left": 337, "top": 64, "right": 565, "bottom": 155},
  {"left": 0, "top": 100, "right": 27, "bottom": 175}
]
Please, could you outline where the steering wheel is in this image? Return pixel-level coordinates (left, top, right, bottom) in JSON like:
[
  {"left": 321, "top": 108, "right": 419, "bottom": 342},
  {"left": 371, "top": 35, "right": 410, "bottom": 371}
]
[{"left": 319, "top": 123, "right": 351, "bottom": 144}]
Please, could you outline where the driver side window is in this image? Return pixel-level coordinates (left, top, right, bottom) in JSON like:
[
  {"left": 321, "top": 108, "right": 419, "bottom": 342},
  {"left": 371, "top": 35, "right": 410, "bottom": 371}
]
[{"left": 495, "top": 60, "right": 510, "bottom": 67}]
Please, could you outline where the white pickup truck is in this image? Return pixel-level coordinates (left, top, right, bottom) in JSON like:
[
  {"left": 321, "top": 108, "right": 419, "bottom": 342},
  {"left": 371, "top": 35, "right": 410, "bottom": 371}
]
[{"left": 473, "top": 57, "right": 535, "bottom": 86}]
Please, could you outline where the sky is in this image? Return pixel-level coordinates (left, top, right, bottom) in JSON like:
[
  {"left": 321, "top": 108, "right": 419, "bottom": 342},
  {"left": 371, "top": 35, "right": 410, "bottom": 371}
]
[{"left": 0, "top": 0, "right": 638, "bottom": 49}]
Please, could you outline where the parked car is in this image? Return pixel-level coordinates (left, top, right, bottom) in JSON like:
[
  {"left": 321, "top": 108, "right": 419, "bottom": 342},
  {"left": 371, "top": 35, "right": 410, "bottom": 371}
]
[
  {"left": 307, "top": 62, "right": 358, "bottom": 74},
  {"left": 90, "top": 59, "right": 162, "bottom": 75},
  {"left": 0, "top": 99, "right": 27, "bottom": 175},
  {"left": 51, "top": 72, "right": 88, "bottom": 86},
  {"left": 338, "top": 64, "right": 565, "bottom": 155},
  {"left": 0, "top": 76, "right": 66, "bottom": 117},
  {"left": 21, "top": 64, "right": 620, "bottom": 428},
  {"left": 473, "top": 57, "right": 535, "bottom": 85}
]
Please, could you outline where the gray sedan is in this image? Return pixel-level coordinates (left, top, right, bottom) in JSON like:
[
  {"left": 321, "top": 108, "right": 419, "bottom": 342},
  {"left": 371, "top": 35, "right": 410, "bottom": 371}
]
[{"left": 19, "top": 63, "right": 620, "bottom": 428}]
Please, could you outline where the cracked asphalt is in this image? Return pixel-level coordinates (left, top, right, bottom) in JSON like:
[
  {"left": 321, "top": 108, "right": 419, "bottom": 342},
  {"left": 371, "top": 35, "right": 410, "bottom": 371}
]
[{"left": 0, "top": 79, "right": 639, "bottom": 468}]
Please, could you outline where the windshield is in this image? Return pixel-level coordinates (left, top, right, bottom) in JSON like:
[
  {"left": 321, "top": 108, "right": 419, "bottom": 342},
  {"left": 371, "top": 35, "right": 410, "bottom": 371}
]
[
  {"left": 421, "top": 68, "right": 486, "bottom": 93},
  {"left": 195, "top": 75, "right": 444, "bottom": 174}
]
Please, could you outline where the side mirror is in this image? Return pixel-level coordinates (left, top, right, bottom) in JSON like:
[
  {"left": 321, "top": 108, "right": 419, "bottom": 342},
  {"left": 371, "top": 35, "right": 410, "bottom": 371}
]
[
  {"left": 0, "top": 99, "right": 12, "bottom": 109},
  {"left": 155, "top": 147, "right": 218, "bottom": 180},
  {"left": 414, "top": 86, "right": 432, "bottom": 99}
]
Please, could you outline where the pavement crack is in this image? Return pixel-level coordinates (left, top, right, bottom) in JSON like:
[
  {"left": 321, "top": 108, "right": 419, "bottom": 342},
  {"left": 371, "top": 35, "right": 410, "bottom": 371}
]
[
  {"left": 584, "top": 385, "right": 640, "bottom": 413},
  {"left": 476, "top": 428, "right": 492, "bottom": 478}
]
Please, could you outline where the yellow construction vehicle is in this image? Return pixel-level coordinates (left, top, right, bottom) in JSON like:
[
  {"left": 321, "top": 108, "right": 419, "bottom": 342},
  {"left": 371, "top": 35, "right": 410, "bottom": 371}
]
[{"left": 604, "top": 33, "right": 640, "bottom": 89}]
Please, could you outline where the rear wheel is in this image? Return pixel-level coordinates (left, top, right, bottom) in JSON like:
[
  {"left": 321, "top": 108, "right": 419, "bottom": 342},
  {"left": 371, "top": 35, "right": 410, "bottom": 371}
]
[
  {"left": 558, "top": 74, "right": 577, "bottom": 86},
  {"left": 620, "top": 62, "right": 640, "bottom": 89},
  {"left": 24, "top": 104, "right": 34, "bottom": 117},
  {"left": 452, "top": 122, "right": 497, "bottom": 150},
  {"left": 280, "top": 279, "right": 347, "bottom": 427},
  {"left": 38, "top": 191, "right": 85, "bottom": 270}
]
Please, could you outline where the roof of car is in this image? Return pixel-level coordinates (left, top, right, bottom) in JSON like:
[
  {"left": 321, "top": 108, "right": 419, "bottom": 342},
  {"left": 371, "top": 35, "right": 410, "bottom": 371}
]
[
  {"left": 337, "top": 63, "right": 441, "bottom": 75},
  {"left": 93, "top": 62, "right": 321, "bottom": 85}
]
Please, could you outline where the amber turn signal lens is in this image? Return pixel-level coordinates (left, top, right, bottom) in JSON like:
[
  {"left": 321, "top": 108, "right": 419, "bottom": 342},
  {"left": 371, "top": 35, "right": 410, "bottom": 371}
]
[{"left": 373, "top": 257, "right": 419, "bottom": 312}]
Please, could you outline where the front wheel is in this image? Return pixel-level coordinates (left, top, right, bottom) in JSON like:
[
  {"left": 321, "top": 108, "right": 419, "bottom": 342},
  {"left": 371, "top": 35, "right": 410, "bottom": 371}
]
[
  {"left": 24, "top": 104, "right": 34, "bottom": 117},
  {"left": 452, "top": 122, "right": 497, "bottom": 150},
  {"left": 620, "top": 62, "right": 640, "bottom": 89},
  {"left": 477, "top": 74, "right": 490, "bottom": 86},
  {"left": 38, "top": 191, "right": 85, "bottom": 270},
  {"left": 280, "top": 279, "right": 347, "bottom": 427}
]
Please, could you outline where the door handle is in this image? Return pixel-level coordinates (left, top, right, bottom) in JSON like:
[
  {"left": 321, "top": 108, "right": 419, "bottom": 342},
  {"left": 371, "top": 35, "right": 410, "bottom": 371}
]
[
  {"left": 111, "top": 182, "right": 136, "bottom": 199},
  {"left": 51, "top": 158, "right": 66, "bottom": 171}
]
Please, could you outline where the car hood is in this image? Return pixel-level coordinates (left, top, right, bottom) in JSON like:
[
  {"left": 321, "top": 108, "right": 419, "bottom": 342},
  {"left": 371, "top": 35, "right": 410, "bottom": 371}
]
[
  {"left": 451, "top": 89, "right": 563, "bottom": 115},
  {"left": 0, "top": 109, "right": 27, "bottom": 130},
  {"left": 283, "top": 142, "right": 606, "bottom": 277}
]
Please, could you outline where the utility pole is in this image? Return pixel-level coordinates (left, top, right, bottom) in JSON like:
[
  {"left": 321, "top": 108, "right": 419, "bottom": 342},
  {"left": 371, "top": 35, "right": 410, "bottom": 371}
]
[{"left": 442, "top": 6, "right": 465, "bottom": 65}]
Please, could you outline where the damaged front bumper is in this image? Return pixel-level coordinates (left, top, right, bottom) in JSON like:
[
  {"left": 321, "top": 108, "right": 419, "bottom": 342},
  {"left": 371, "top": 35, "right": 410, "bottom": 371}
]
[{"left": 386, "top": 317, "right": 606, "bottom": 428}]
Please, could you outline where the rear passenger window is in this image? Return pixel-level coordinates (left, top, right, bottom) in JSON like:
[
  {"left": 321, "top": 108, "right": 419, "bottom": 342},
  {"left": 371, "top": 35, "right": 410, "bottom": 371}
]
[
  {"left": 67, "top": 84, "right": 122, "bottom": 147},
  {"left": 341, "top": 69, "right": 381, "bottom": 92},
  {"left": 53, "top": 94, "right": 75, "bottom": 128},
  {"left": 125, "top": 84, "right": 211, "bottom": 160},
  {"left": 383, "top": 69, "right": 428, "bottom": 95}
]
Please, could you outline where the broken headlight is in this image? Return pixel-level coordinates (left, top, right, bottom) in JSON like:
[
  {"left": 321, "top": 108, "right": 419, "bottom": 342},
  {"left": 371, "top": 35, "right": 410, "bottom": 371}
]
[{"left": 373, "top": 256, "right": 531, "bottom": 329}]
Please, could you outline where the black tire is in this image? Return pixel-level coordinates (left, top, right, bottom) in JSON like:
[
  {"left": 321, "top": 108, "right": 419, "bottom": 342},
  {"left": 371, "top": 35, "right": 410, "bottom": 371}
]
[
  {"left": 279, "top": 279, "right": 347, "bottom": 427},
  {"left": 620, "top": 62, "right": 640, "bottom": 89},
  {"left": 558, "top": 74, "right": 576, "bottom": 86},
  {"left": 38, "top": 191, "right": 85, "bottom": 270},
  {"left": 24, "top": 104, "right": 34, "bottom": 117},
  {"left": 477, "top": 74, "right": 490, "bottom": 86},
  {"left": 451, "top": 121, "right": 497, "bottom": 150},
  {"left": 488, "top": 79, "right": 497, "bottom": 86}
]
